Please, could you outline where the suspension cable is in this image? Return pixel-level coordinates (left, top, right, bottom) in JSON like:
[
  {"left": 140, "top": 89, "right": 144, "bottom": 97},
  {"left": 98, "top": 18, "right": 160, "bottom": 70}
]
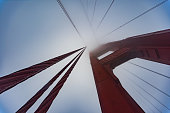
[
  {"left": 35, "top": 48, "right": 86, "bottom": 113},
  {"left": 56, "top": 0, "right": 83, "bottom": 40},
  {"left": 80, "top": 0, "right": 92, "bottom": 26},
  {"left": 91, "top": 0, "right": 98, "bottom": 23},
  {"left": 97, "top": 0, "right": 115, "bottom": 29},
  {"left": 128, "top": 62, "right": 170, "bottom": 79},
  {"left": 102, "top": 0, "right": 168, "bottom": 38},
  {"left": 79, "top": 0, "right": 99, "bottom": 44},
  {"left": 125, "top": 83, "right": 160, "bottom": 113},
  {"left": 16, "top": 48, "right": 85, "bottom": 113},
  {"left": 123, "top": 68, "right": 170, "bottom": 97},
  {"left": 125, "top": 74, "right": 170, "bottom": 110},
  {"left": 126, "top": 82, "right": 162, "bottom": 113},
  {"left": 0, "top": 47, "right": 84, "bottom": 94}
]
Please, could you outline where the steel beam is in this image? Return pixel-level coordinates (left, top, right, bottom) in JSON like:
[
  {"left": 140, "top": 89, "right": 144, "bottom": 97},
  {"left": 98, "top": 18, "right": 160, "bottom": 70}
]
[
  {"left": 90, "top": 29, "right": 170, "bottom": 113},
  {"left": 90, "top": 54, "right": 144, "bottom": 113},
  {"left": 94, "top": 29, "right": 170, "bottom": 67}
]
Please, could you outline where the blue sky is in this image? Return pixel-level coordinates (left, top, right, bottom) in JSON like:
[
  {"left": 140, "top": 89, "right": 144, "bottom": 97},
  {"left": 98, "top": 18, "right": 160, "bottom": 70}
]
[{"left": 0, "top": 0, "right": 170, "bottom": 113}]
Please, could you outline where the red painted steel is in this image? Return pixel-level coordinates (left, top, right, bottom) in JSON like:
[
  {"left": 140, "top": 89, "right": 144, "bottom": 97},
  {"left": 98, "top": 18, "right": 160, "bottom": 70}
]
[
  {"left": 136, "top": 47, "right": 170, "bottom": 65},
  {"left": 90, "top": 29, "right": 170, "bottom": 113},
  {"left": 93, "top": 29, "right": 170, "bottom": 67},
  {"left": 35, "top": 48, "right": 85, "bottom": 113},
  {"left": 90, "top": 55, "right": 144, "bottom": 113},
  {"left": 16, "top": 49, "right": 84, "bottom": 113},
  {"left": 0, "top": 47, "right": 84, "bottom": 94},
  {"left": 1, "top": 29, "right": 169, "bottom": 113}
]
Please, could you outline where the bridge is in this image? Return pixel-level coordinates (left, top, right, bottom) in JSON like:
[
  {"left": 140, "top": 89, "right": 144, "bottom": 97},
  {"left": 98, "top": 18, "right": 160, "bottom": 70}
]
[{"left": 0, "top": 0, "right": 170, "bottom": 113}]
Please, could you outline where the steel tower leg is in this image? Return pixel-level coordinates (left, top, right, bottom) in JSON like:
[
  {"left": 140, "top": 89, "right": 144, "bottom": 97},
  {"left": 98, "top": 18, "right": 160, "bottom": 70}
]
[{"left": 90, "top": 54, "right": 144, "bottom": 113}]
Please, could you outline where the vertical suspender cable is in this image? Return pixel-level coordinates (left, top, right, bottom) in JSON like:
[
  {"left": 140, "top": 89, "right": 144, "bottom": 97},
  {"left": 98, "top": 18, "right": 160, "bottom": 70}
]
[
  {"left": 102, "top": 0, "right": 168, "bottom": 38},
  {"left": 123, "top": 68, "right": 170, "bottom": 97},
  {"left": 97, "top": 0, "right": 115, "bottom": 29}
]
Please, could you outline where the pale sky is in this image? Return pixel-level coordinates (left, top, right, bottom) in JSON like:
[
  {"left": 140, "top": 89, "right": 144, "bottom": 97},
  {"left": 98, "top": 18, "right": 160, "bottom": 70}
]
[{"left": 0, "top": 0, "right": 170, "bottom": 113}]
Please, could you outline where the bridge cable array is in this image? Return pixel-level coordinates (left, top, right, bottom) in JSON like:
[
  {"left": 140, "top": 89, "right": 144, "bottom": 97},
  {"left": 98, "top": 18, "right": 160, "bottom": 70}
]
[
  {"left": 125, "top": 81, "right": 162, "bottom": 113},
  {"left": 102, "top": 0, "right": 168, "bottom": 38},
  {"left": 128, "top": 62, "right": 170, "bottom": 79},
  {"left": 17, "top": 48, "right": 85, "bottom": 113},
  {"left": 35, "top": 49, "right": 85, "bottom": 113},
  {"left": 0, "top": 47, "right": 86, "bottom": 113},
  {"left": 1, "top": 0, "right": 169, "bottom": 112},
  {"left": 79, "top": 0, "right": 100, "bottom": 44},
  {"left": 78, "top": 1, "right": 170, "bottom": 112},
  {"left": 0, "top": 47, "right": 83, "bottom": 94},
  {"left": 125, "top": 85, "right": 156, "bottom": 113},
  {"left": 123, "top": 68, "right": 170, "bottom": 97},
  {"left": 97, "top": 0, "right": 115, "bottom": 29},
  {"left": 56, "top": 0, "right": 84, "bottom": 42},
  {"left": 79, "top": 0, "right": 92, "bottom": 27},
  {"left": 56, "top": 0, "right": 170, "bottom": 112},
  {"left": 123, "top": 72, "right": 170, "bottom": 110}
]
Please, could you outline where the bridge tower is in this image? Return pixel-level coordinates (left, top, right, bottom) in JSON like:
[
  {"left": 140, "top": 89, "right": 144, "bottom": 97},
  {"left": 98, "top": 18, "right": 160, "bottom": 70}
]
[{"left": 0, "top": 29, "right": 170, "bottom": 112}]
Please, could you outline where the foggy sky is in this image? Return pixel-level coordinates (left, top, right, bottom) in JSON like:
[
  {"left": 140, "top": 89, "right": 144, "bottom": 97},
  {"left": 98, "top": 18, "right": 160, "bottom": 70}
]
[{"left": 0, "top": 0, "right": 170, "bottom": 113}]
